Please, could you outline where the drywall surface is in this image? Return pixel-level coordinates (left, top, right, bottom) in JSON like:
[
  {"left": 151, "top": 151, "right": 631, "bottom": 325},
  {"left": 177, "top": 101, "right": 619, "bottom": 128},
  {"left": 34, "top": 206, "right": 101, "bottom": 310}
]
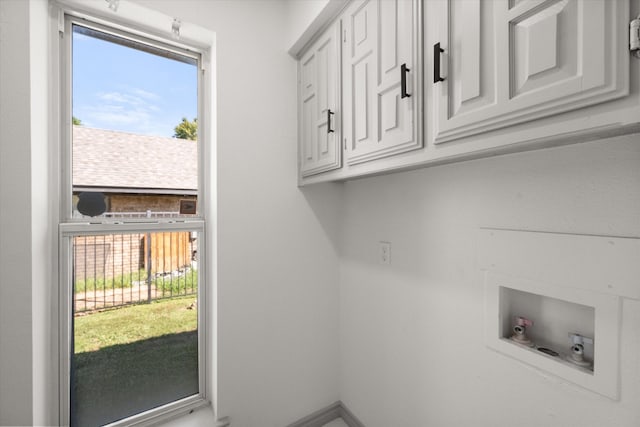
[
  {"left": 0, "top": 0, "right": 342, "bottom": 425},
  {"left": 133, "top": 1, "right": 342, "bottom": 426},
  {"left": 285, "top": 0, "right": 329, "bottom": 50},
  {"left": 339, "top": 135, "right": 640, "bottom": 427},
  {"left": 0, "top": 0, "right": 51, "bottom": 424},
  {"left": 0, "top": 0, "right": 34, "bottom": 424}
]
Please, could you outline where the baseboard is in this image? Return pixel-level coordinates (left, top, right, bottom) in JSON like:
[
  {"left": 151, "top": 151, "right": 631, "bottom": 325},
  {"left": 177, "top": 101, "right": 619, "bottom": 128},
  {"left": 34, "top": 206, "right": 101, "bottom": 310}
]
[
  {"left": 337, "top": 403, "right": 364, "bottom": 427},
  {"left": 285, "top": 401, "right": 341, "bottom": 427},
  {"left": 286, "top": 401, "right": 364, "bottom": 427}
]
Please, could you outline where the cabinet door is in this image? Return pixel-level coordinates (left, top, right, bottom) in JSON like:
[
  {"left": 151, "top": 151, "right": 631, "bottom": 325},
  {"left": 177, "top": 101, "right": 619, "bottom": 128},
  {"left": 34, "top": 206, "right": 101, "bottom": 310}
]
[
  {"left": 343, "top": 0, "right": 422, "bottom": 165},
  {"left": 433, "top": 0, "right": 629, "bottom": 144},
  {"left": 299, "top": 23, "right": 341, "bottom": 177}
]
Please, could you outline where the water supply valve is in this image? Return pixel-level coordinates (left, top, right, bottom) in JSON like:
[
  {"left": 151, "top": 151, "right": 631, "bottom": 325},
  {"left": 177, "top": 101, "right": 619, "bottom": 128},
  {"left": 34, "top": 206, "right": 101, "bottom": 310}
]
[
  {"left": 567, "top": 333, "right": 593, "bottom": 367},
  {"left": 511, "top": 316, "right": 534, "bottom": 346}
]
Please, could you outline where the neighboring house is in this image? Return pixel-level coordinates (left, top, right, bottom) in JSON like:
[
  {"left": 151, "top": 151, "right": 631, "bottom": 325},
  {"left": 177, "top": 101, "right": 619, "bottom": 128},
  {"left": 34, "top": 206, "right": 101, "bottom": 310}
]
[
  {"left": 72, "top": 126, "right": 197, "bottom": 280},
  {"left": 72, "top": 125, "right": 197, "bottom": 215}
]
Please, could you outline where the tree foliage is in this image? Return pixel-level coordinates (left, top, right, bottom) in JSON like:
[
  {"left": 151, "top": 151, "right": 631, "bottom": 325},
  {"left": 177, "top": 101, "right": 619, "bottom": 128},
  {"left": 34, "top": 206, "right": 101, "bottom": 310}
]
[
  {"left": 173, "top": 117, "right": 197, "bottom": 141},
  {"left": 72, "top": 116, "right": 82, "bottom": 125}
]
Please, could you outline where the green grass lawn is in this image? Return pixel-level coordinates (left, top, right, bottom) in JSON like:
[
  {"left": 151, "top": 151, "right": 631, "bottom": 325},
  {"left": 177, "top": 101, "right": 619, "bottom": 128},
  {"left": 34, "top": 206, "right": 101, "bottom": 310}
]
[
  {"left": 73, "top": 297, "right": 198, "bottom": 427},
  {"left": 74, "top": 268, "right": 198, "bottom": 295}
]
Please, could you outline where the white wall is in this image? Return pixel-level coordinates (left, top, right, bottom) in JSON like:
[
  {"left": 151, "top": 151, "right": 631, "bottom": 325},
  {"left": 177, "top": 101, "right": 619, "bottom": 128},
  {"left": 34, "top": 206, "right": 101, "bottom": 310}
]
[
  {"left": 0, "top": 0, "right": 342, "bottom": 425},
  {"left": 5, "top": 1, "right": 639, "bottom": 426},
  {"left": 284, "top": 0, "right": 329, "bottom": 50},
  {"left": 0, "top": 0, "right": 50, "bottom": 425},
  {"left": 0, "top": 1, "right": 34, "bottom": 423},
  {"left": 284, "top": 0, "right": 350, "bottom": 57},
  {"left": 134, "top": 1, "right": 342, "bottom": 426},
  {"left": 339, "top": 135, "right": 640, "bottom": 427}
]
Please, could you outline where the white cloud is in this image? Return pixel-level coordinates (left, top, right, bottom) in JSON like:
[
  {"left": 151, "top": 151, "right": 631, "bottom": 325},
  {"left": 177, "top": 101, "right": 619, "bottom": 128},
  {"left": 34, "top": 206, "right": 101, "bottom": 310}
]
[
  {"left": 84, "top": 105, "right": 151, "bottom": 126},
  {"left": 98, "top": 90, "right": 155, "bottom": 107},
  {"left": 131, "top": 88, "right": 161, "bottom": 100},
  {"left": 78, "top": 87, "right": 166, "bottom": 135}
]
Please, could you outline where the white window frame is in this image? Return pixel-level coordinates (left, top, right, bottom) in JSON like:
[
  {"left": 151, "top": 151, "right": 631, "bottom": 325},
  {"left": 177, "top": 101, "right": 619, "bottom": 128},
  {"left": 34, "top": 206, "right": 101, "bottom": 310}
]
[{"left": 50, "top": 1, "right": 217, "bottom": 425}]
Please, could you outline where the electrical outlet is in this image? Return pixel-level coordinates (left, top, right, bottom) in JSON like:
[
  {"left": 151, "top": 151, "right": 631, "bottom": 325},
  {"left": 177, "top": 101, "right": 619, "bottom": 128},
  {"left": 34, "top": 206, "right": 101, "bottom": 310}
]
[{"left": 379, "top": 241, "right": 391, "bottom": 265}]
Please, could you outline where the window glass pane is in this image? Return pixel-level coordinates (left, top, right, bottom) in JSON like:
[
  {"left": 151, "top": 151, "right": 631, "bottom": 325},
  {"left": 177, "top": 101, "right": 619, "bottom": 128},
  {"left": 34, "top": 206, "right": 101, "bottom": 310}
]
[
  {"left": 68, "top": 22, "right": 203, "bottom": 426},
  {"left": 71, "top": 24, "right": 198, "bottom": 218},
  {"left": 71, "top": 231, "right": 199, "bottom": 426}
]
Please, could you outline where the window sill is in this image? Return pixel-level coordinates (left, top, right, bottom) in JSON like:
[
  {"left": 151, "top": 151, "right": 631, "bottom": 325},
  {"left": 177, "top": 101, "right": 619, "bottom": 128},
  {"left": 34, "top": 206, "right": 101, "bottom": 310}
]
[{"left": 156, "top": 404, "right": 217, "bottom": 427}]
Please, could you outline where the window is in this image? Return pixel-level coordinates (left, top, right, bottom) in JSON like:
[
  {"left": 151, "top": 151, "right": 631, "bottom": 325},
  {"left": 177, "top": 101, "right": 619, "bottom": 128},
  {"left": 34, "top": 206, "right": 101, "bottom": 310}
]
[{"left": 57, "top": 8, "right": 212, "bottom": 426}]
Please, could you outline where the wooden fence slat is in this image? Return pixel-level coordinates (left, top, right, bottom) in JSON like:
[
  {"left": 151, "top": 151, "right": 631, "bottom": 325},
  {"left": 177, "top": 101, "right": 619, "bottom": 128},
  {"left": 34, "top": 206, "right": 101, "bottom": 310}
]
[{"left": 145, "top": 231, "right": 191, "bottom": 274}]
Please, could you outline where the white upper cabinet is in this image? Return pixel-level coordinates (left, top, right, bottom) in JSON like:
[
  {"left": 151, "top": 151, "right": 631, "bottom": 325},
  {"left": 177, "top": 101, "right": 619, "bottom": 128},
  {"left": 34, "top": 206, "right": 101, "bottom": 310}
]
[
  {"left": 432, "top": 0, "right": 630, "bottom": 144},
  {"left": 342, "top": 0, "right": 422, "bottom": 165},
  {"left": 299, "top": 22, "right": 341, "bottom": 177},
  {"left": 294, "top": 0, "right": 638, "bottom": 185}
]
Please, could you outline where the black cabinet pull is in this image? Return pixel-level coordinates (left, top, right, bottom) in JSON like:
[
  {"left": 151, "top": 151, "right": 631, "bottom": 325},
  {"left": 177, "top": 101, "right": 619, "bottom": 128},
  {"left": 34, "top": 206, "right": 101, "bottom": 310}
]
[
  {"left": 327, "top": 109, "right": 335, "bottom": 133},
  {"left": 401, "top": 63, "right": 411, "bottom": 98},
  {"left": 434, "top": 42, "right": 445, "bottom": 84}
]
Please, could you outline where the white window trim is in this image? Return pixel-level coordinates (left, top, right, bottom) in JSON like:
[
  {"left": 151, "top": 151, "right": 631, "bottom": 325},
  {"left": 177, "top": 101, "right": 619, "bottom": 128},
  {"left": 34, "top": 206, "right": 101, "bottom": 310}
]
[{"left": 49, "top": 1, "right": 217, "bottom": 425}]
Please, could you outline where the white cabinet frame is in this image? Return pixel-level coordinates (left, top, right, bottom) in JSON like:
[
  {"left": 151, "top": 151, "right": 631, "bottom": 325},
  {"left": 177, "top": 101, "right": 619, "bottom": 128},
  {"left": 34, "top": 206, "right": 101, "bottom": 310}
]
[
  {"left": 342, "top": 0, "right": 423, "bottom": 165},
  {"left": 432, "top": 0, "right": 630, "bottom": 144},
  {"left": 299, "top": 22, "right": 343, "bottom": 177}
]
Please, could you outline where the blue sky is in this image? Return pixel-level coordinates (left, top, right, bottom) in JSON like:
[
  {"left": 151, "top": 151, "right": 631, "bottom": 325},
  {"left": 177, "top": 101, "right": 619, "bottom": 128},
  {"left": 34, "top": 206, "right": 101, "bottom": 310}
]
[{"left": 72, "top": 26, "right": 198, "bottom": 138}]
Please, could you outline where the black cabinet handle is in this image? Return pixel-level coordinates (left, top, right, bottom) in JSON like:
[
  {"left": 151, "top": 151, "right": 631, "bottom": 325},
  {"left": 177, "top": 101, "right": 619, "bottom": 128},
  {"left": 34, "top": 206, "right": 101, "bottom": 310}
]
[
  {"left": 401, "top": 63, "right": 411, "bottom": 98},
  {"left": 327, "top": 109, "right": 335, "bottom": 133},
  {"left": 434, "top": 42, "right": 445, "bottom": 84}
]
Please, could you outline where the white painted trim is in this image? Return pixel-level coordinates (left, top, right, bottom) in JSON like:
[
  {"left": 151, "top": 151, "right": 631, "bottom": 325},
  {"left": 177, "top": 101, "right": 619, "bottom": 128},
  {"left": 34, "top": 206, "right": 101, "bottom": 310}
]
[
  {"left": 286, "top": 401, "right": 365, "bottom": 427},
  {"left": 288, "top": 0, "right": 350, "bottom": 58},
  {"left": 106, "top": 396, "right": 209, "bottom": 427},
  {"left": 478, "top": 228, "right": 640, "bottom": 300},
  {"left": 49, "top": 1, "right": 217, "bottom": 425},
  {"left": 72, "top": 186, "right": 198, "bottom": 195},
  {"left": 285, "top": 401, "right": 341, "bottom": 427},
  {"left": 299, "top": 122, "right": 640, "bottom": 186},
  {"left": 338, "top": 402, "right": 366, "bottom": 427},
  {"left": 54, "top": 0, "right": 214, "bottom": 51}
]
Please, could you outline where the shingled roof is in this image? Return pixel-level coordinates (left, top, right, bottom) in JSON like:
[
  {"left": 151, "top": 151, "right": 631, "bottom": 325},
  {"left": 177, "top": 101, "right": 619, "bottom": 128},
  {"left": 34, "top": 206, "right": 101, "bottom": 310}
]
[{"left": 72, "top": 126, "right": 197, "bottom": 194}]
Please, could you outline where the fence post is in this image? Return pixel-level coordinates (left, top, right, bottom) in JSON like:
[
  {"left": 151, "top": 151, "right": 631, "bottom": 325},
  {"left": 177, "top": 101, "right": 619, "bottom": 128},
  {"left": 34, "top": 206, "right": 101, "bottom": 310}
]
[{"left": 146, "top": 232, "right": 152, "bottom": 303}]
